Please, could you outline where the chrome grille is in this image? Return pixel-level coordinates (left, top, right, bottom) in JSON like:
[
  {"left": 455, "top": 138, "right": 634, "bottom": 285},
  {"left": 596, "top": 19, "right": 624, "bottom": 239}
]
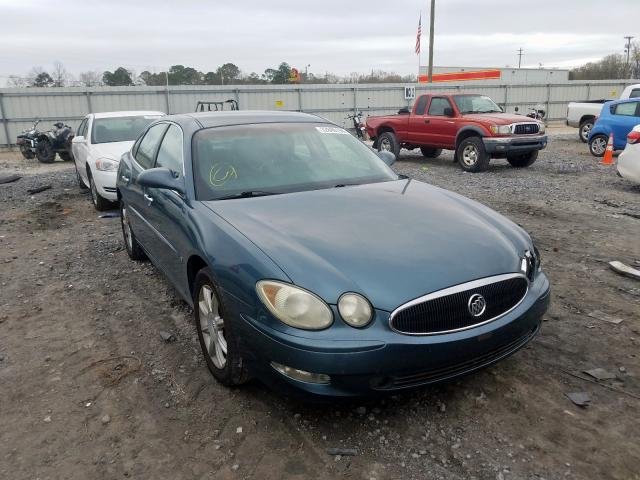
[
  {"left": 389, "top": 274, "right": 528, "bottom": 335},
  {"left": 513, "top": 123, "right": 540, "bottom": 135}
]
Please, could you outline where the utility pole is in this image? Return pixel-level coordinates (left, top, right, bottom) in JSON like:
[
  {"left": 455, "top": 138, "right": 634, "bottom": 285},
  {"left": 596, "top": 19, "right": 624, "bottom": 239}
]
[
  {"left": 517, "top": 48, "right": 524, "bottom": 68},
  {"left": 427, "top": 0, "right": 435, "bottom": 83},
  {"left": 624, "top": 36, "right": 634, "bottom": 78}
]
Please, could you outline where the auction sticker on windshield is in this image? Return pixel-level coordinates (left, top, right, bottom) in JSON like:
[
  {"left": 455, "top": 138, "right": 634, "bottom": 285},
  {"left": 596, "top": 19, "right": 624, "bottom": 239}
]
[{"left": 316, "top": 126, "right": 350, "bottom": 135}]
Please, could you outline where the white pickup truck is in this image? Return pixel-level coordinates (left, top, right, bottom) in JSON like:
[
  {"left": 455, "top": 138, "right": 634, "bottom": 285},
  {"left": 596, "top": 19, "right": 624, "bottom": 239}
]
[{"left": 567, "top": 84, "right": 640, "bottom": 142}]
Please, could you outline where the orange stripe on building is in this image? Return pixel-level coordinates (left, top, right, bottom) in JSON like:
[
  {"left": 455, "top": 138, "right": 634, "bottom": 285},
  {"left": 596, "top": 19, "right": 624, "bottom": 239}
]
[{"left": 418, "top": 69, "right": 502, "bottom": 83}]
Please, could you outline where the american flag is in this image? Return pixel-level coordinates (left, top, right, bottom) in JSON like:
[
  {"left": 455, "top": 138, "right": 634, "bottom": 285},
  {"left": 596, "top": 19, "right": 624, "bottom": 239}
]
[{"left": 415, "top": 15, "right": 421, "bottom": 55}]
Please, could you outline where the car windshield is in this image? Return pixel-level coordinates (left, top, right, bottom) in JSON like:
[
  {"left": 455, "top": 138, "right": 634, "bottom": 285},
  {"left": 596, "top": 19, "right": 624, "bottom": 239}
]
[
  {"left": 454, "top": 95, "right": 502, "bottom": 114},
  {"left": 192, "top": 123, "right": 398, "bottom": 200},
  {"left": 91, "top": 116, "right": 161, "bottom": 144}
]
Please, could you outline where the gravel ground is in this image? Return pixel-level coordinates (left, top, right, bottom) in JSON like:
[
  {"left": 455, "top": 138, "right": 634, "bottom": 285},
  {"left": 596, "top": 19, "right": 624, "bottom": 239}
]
[{"left": 1, "top": 132, "right": 639, "bottom": 480}]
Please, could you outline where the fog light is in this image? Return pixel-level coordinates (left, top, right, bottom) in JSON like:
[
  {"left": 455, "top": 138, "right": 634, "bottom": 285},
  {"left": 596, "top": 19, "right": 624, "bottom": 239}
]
[{"left": 270, "top": 362, "right": 330, "bottom": 384}]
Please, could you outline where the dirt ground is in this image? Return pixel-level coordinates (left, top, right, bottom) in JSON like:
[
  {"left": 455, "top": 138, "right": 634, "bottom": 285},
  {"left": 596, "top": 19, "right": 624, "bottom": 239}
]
[{"left": 1, "top": 130, "right": 639, "bottom": 480}]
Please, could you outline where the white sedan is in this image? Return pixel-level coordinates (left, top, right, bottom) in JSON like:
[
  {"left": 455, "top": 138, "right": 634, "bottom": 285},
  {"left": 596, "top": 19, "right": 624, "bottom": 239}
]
[
  {"left": 617, "top": 125, "right": 640, "bottom": 185},
  {"left": 72, "top": 111, "right": 164, "bottom": 210}
]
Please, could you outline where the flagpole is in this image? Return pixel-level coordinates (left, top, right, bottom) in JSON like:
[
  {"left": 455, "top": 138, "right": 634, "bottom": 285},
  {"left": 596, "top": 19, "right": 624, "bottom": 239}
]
[{"left": 417, "top": 11, "right": 421, "bottom": 82}]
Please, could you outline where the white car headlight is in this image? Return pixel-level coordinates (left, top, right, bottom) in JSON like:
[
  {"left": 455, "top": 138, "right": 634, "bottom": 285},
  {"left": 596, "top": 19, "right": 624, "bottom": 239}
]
[
  {"left": 95, "top": 158, "right": 119, "bottom": 171},
  {"left": 338, "top": 293, "right": 373, "bottom": 328},
  {"left": 256, "top": 280, "right": 333, "bottom": 330}
]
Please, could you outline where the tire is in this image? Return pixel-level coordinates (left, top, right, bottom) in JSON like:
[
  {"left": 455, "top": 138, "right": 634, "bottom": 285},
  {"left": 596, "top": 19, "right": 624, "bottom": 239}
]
[
  {"left": 74, "top": 163, "right": 89, "bottom": 191},
  {"left": 578, "top": 119, "right": 594, "bottom": 143},
  {"left": 59, "top": 151, "right": 72, "bottom": 162},
  {"left": 507, "top": 150, "right": 538, "bottom": 168},
  {"left": 193, "top": 267, "right": 251, "bottom": 387},
  {"left": 456, "top": 136, "right": 490, "bottom": 172},
  {"left": 377, "top": 131, "right": 400, "bottom": 160},
  {"left": 589, "top": 134, "right": 608, "bottom": 157},
  {"left": 120, "top": 201, "right": 146, "bottom": 261},
  {"left": 36, "top": 140, "right": 55, "bottom": 163},
  {"left": 88, "top": 171, "right": 112, "bottom": 211},
  {"left": 20, "top": 145, "right": 35, "bottom": 160},
  {"left": 420, "top": 147, "right": 443, "bottom": 158}
]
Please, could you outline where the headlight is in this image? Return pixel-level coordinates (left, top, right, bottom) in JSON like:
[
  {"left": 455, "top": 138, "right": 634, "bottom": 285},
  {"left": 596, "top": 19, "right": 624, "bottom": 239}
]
[
  {"left": 338, "top": 293, "right": 373, "bottom": 328},
  {"left": 533, "top": 245, "right": 542, "bottom": 272},
  {"left": 489, "top": 124, "right": 512, "bottom": 135},
  {"left": 538, "top": 123, "right": 546, "bottom": 134},
  {"left": 95, "top": 158, "right": 119, "bottom": 171},
  {"left": 256, "top": 280, "right": 333, "bottom": 330}
]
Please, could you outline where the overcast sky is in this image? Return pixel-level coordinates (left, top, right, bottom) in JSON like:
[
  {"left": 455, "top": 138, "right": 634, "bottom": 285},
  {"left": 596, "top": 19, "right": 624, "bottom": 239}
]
[{"left": 1, "top": 0, "right": 638, "bottom": 82}]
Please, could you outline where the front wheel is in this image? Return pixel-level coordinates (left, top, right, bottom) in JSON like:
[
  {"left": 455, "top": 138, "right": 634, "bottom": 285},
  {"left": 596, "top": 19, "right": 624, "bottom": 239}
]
[
  {"left": 120, "top": 201, "right": 146, "bottom": 261},
  {"left": 58, "top": 151, "right": 72, "bottom": 162},
  {"left": 456, "top": 137, "right": 489, "bottom": 172},
  {"left": 377, "top": 131, "right": 400, "bottom": 160},
  {"left": 507, "top": 151, "right": 538, "bottom": 168},
  {"left": 20, "top": 145, "right": 35, "bottom": 160},
  {"left": 193, "top": 268, "right": 251, "bottom": 387},
  {"left": 420, "top": 147, "right": 443, "bottom": 158},
  {"left": 579, "top": 119, "right": 594, "bottom": 143},
  {"left": 36, "top": 140, "right": 55, "bottom": 163},
  {"left": 88, "top": 171, "right": 113, "bottom": 211},
  {"left": 589, "top": 134, "right": 608, "bottom": 157}
]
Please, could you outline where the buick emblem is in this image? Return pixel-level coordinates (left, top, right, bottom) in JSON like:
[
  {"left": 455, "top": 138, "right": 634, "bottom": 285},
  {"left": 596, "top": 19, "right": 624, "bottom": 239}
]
[{"left": 467, "top": 294, "right": 487, "bottom": 317}]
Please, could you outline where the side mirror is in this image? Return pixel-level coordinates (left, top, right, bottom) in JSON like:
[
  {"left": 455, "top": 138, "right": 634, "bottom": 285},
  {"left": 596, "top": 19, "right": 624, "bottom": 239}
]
[
  {"left": 138, "top": 167, "right": 185, "bottom": 194},
  {"left": 377, "top": 150, "right": 396, "bottom": 166},
  {"left": 443, "top": 107, "right": 454, "bottom": 117}
]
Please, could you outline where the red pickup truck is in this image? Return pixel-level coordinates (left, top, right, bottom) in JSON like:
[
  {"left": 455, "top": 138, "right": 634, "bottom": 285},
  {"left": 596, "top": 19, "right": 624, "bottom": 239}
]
[{"left": 365, "top": 93, "right": 547, "bottom": 172}]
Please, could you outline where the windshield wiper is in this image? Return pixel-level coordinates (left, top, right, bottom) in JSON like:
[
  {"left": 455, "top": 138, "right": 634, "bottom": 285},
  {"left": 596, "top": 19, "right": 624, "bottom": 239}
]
[{"left": 215, "top": 190, "right": 281, "bottom": 200}]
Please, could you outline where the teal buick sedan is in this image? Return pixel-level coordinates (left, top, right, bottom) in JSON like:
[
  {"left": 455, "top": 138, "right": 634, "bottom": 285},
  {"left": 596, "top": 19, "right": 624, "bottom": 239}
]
[{"left": 116, "top": 111, "right": 550, "bottom": 397}]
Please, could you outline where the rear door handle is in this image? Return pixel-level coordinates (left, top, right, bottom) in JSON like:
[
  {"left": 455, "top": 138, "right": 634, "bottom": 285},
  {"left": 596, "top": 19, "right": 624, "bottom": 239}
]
[
  {"left": 424, "top": 119, "right": 430, "bottom": 124},
  {"left": 144, "top": 193, "right": 154, "bottom": 204}
]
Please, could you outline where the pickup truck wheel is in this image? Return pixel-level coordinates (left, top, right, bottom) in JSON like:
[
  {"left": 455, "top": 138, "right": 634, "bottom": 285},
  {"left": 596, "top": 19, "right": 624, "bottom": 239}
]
[
  {"left": 420, "top": 147, "right": 443, "bottom": 158},
  {"left": 456, "top": 137, "right": 489, "bottom": 172},
  {"left": 507, "top": 151, "right": 538, "bottom": 168},
  {"left": 589, "top": 134, "right": 608, "bottom": 157},
  {"left": 579, "top": 119, "right": 594, "bottom": 143},
  {"left": 377, "top": 132, "right": 400, "bottom": 160}
]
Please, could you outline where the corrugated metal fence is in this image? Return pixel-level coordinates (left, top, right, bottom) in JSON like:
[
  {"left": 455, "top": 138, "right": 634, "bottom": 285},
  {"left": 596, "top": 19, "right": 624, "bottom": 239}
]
[{"left": 1, "top": 79, "right": 638, "bottom": 146}]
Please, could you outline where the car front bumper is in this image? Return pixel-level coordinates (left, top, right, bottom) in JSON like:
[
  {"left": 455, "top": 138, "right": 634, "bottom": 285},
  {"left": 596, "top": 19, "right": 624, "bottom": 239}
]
[
  {"left": 233, "top": 272, "right": 550, "bottom": 397},
  {"left": 483, "top": 134, "right": 548, "bottom": 155},
  {"left": 92, "top": 168, "right": 118, "bottom": 201}
]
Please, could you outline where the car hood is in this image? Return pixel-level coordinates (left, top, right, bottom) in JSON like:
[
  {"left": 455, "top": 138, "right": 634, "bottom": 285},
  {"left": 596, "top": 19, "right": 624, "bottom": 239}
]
[
  {"left": 462, "top": 113, "right": 538, "bottom": 125},
  {"left": 90, "top": 141, "right": 134, "bottom": 160},
  {"left": 204, "top": 180, "right": 532, "bottom": 311}
]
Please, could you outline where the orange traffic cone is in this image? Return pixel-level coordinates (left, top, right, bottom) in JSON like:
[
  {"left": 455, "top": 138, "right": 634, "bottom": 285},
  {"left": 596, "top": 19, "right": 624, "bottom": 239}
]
[{"left": 601, "top": 133, "right": 614, "bottom": 165}]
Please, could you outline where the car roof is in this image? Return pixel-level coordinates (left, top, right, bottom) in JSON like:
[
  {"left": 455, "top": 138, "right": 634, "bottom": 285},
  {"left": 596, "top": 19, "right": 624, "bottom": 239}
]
[
  {"left": 163, "top": 110, "right": 329, "bottom": 128},
  {"left": 92, "top": 111, "right": 165, "bottom": 119}
]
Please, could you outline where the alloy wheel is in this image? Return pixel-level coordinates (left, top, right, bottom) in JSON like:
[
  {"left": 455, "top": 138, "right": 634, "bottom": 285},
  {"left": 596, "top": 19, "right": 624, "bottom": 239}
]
[
  {"left": 462, "top": 144, "right": 479, "bottom": 166},
  {"left": 591, "top": 137, "right": 607, "bottom": 156},
  {"left": 379, "top": 138, "right": 391, "bottom": 151},
  {"left": 121, "top": 205, "right": 133, "bottom": 251},
  {"left": 90, "top": 177, "right": 98, "bottom": 206},
  {"left": 581, "top": 123, "right": 592, "bottom": 142},
  {"left": 198, "top": 285, "right": 227, "bottom": 369}
]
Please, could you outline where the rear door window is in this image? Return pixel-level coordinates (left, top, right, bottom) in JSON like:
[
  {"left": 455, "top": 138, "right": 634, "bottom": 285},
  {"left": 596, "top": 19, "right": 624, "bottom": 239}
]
[
  {"left": 414, "top": 96, "right": 429, "bottom": 115},
  {"left": 134, "top": 124, "right": 168, "bottom": 169},
  {"left": 629, "top": 89, "right": 640, "bottom": 99},
  {"left": 613, "top": 102, "right": 638, "bottom": 116}
]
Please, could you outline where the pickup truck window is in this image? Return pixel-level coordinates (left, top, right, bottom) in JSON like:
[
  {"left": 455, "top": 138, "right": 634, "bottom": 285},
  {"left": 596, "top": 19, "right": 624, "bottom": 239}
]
[
  {"left": 428, "top": 97, "right": 453, "bottom": 116},
  {"left": 630, "top": 89, "right": 640, "bottom": 99},
  {"left": 613, "top": 102, "right": 639, "bottom": 116},
  {"left": 453, "top": 95, "right": 501, "bottom": 114},
  {"left": 415, "top": 96, "right": 428, "bottom": 115}
]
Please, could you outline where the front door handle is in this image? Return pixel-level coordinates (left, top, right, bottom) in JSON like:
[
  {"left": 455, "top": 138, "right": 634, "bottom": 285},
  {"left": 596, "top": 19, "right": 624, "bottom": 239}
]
[
  {"left": 424, "top": 119, "right": 430, "bottom": 124},
  {"left": 121, "top": 174, "right": 130, "bottom": 182},
  {"left": 144, "top": 193, "right": 154, "bottom": 204}
]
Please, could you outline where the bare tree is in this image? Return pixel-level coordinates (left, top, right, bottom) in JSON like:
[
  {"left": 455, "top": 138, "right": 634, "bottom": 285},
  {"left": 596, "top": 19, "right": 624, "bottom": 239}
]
[
  {"left": 78, "top": 70, "right": 103, "bottom": 87},
  {"left": 51, "top": 61, "right": 69, "bottom": 87},
  {"left": 6, "top": 75, "right": 28, "bottom": 87}
]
